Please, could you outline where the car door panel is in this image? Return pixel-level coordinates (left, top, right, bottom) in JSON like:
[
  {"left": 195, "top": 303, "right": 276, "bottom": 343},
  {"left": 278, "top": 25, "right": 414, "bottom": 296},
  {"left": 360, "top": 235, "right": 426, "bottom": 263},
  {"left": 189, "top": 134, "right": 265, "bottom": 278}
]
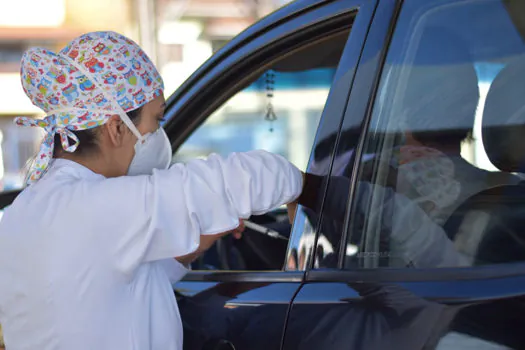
[
  {"left": 283, "top": 274, "right": 525, "bottom": 349},
  {"left": 177, "top": 278, "right": 302, "bottom": 350},
  {"left": 284, "top": 282, "right": 456, "bottom": 350},
  {"left": 284, "top": 0, "right": 525, "bottom": 349}
]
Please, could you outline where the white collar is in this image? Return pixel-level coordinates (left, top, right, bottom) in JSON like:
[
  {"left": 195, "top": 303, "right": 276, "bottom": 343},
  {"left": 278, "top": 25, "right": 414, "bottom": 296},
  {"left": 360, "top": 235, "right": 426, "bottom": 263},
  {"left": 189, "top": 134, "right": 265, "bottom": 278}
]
[{"left": 47, "top": 158, "right": 106, "bottom": 181}]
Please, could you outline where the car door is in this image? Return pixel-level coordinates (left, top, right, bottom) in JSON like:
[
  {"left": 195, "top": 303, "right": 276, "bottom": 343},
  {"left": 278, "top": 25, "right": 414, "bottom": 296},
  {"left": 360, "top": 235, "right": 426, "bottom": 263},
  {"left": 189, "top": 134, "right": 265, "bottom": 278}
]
[
  {"left": 283, "top": 0, "right": 525, "bottom": 349},
  {"left": 160, "top": 1, "right": 380, "bottom": 349}
]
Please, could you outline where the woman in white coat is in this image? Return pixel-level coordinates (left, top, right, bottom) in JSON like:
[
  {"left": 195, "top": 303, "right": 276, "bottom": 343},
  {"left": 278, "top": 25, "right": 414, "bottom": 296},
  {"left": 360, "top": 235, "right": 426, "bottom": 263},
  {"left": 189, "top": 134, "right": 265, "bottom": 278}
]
[{"left": 0, "top": 31, "right": 303, "bottom": 350}]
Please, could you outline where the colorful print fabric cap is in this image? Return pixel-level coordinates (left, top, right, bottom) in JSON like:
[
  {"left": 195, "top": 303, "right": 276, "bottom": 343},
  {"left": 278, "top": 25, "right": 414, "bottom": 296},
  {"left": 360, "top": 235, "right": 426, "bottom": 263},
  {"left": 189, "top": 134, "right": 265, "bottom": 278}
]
[{"left": 15, "top": 31, "right": 164, "bottom": 185}]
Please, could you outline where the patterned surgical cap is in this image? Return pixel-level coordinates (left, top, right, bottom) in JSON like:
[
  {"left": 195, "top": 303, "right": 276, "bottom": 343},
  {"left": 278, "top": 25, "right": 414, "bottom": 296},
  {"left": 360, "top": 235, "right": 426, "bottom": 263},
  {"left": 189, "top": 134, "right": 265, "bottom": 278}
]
[{"left": 16, "top": 31, "right": 164, "bottom": 184}]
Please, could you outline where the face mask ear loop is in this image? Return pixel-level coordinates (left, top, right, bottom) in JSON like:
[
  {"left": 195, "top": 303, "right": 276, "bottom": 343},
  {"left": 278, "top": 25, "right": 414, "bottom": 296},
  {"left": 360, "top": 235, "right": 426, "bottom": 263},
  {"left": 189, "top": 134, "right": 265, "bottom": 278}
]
[
  {"left": 56, "top": 53, "right": 144, "bottom": 142},
  {"left": 117, "top": 110, "right": 144, "bottom": 143}
]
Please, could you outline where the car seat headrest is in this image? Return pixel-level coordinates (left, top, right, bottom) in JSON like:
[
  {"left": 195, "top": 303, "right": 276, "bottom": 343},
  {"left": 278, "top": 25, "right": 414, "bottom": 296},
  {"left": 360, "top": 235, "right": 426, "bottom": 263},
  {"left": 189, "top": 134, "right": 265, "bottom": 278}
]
[{"left": 482, "top": 58, "right": 525, "bottom": 172}]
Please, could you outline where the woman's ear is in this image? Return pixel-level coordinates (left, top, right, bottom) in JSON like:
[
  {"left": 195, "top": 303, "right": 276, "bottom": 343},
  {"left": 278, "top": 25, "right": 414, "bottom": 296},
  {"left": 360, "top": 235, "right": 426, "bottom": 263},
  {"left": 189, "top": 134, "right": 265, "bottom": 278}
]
[{"left": 103, "top": 115, "right": 128, "bottom": 147}]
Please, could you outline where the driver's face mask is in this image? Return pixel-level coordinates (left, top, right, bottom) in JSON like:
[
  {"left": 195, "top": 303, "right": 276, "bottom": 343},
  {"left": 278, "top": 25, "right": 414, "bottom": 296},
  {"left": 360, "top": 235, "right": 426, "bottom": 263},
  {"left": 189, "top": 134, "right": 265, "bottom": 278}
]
[
  {"left": 391, "top": 144, "right": 461, "bottom": 224},
  {"left": 127, "top": 126, "right": 172, "bottom": 176}
]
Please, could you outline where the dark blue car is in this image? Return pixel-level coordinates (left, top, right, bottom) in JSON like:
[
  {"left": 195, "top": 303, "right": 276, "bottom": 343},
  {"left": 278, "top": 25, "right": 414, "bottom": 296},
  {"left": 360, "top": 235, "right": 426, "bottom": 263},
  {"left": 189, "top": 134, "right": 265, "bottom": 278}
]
[{"left": 2, "top": 0, "right": 525, "bottom": 349}]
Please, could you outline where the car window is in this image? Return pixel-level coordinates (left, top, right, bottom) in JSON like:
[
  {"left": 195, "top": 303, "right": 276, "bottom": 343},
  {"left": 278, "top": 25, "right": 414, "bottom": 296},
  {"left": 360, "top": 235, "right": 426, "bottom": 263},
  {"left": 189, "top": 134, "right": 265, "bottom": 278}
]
[
  {"left": 173, "top": 29, "right": 353, "bottom": 271},
  {"left": 318, "top": 0, "right": 525, "bottom": 269},
  {"left": 173, "top": 68, "right": 332, "bottom": 170}
]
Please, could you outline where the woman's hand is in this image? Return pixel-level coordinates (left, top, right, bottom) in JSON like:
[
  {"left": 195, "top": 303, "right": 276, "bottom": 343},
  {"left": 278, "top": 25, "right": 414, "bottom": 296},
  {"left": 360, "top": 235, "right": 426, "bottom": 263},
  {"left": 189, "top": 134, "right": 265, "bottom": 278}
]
[
  {"left": 175, "top": 219, "right": 246, "bottom": 265},
  {"left": 232, "top": 219, "right": 245, "bottom": 239},
  {"left": 287, "top": 201, "right": 298, "bottom": 224}
]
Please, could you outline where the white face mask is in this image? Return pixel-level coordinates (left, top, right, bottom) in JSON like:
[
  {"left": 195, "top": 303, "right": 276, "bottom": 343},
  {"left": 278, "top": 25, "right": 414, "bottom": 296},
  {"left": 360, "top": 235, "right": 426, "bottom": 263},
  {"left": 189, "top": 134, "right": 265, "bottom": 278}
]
[
  {"left": 127, "top": 127, "right": 172, "bottom": 176},
  {"left": 392, "top": 145, "right": 461, "bottom": 223}
]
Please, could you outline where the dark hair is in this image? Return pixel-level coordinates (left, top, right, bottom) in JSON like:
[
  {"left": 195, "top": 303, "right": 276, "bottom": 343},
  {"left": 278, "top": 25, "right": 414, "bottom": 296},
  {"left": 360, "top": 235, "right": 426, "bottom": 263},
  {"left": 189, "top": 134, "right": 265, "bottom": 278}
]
[
  {"left": 52, "top": 106, "right": 143, "bottom": 157},
  {"left": 411, "top": 128, "right": 474, "bottom": 147}
]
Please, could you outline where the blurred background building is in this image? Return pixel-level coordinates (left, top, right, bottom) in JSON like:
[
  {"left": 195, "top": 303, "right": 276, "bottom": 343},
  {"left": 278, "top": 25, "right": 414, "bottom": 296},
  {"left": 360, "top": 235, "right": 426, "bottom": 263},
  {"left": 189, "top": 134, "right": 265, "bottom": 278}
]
[
  {"left": 153, "top": 0, "right": 279, "bottom": 93},
  {"left": 0, "top": 0, "right": 297, "bottom": 192},
  {"left": 0, "top": 0, "right": 139, "bottom": 190}
]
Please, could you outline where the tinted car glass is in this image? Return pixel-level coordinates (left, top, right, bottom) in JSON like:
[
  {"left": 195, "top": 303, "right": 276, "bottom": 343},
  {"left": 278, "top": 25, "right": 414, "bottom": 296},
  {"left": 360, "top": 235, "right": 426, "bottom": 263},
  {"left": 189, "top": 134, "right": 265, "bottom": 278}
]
[{"left": 328, "top": 0, "right": 525, "bottom": 269}]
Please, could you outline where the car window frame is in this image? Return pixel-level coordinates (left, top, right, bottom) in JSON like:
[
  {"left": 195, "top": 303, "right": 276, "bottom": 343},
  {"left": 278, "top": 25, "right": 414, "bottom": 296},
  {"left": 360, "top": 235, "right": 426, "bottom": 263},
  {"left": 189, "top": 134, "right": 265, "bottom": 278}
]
[
  {"left": 284, "top": 0, "right": 381, "bottom": 273},
  {"left": 162, "top": 0, "right": 379, "bottom": 282},
  {"left": 298, "top": 0, "right": 401, "bottom": 272}
]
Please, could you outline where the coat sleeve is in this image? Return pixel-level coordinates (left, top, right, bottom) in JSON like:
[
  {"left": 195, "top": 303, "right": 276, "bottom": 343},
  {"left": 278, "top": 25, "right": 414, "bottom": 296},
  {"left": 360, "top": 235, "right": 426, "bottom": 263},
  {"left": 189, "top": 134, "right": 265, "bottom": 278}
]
[{"left": 85, "top": 150, "right": 303, "bottom": 275}]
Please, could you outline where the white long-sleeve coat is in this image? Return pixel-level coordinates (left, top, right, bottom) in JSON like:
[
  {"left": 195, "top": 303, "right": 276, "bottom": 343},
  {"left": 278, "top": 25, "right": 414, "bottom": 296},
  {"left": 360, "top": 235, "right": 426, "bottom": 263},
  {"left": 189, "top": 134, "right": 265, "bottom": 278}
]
[{"left": 0, "top": 150, "right": 303, "bottom": 350}]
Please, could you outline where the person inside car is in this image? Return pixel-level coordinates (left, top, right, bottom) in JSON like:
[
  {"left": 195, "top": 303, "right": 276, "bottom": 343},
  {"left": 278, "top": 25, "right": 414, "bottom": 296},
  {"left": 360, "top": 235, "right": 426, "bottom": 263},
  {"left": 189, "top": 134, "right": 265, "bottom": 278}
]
[
  {"left": 394, "top": 26, "right": 519, "bottom": 226},
  {"left": 0, "top": 31, "right": 304, "bottom": 350}
]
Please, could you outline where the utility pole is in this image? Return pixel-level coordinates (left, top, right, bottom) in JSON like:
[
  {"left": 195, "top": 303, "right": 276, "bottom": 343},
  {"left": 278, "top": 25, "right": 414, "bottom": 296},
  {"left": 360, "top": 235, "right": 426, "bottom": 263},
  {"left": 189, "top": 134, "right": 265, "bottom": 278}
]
[{"left": 135, "top": 0, "right": 159, "bottom": 64}]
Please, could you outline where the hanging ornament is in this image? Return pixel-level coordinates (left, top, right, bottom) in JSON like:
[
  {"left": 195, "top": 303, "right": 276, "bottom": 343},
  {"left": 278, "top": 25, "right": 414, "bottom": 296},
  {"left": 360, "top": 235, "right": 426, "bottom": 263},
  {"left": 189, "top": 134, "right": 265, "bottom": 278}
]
[{"left": 264, "top": 70, "right": 276, "bottom": 132}]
